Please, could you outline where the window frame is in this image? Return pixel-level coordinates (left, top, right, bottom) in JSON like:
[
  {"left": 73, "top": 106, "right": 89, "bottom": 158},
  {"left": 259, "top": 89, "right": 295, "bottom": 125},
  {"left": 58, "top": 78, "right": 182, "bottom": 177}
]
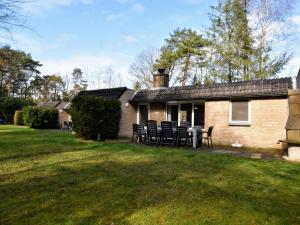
[{"left": 229, "top": 101, "right": 251, "bottom": 126}]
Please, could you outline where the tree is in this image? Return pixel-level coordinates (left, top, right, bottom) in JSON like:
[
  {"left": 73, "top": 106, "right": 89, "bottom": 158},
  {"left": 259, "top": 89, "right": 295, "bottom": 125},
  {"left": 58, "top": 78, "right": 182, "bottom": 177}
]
[
  {"left": 69, "top": 68, "right": 87, "bottom": 98},
  {"left": 0, "top": 0, "right": 26, "bottom": 34},
  {"left": 247, "top": 0, "right": 293, "bottom": 79},
  {"left": 155, "top": 28, "right": 209, "bottom": 86},
  {"left": 129, "top": 48, "right": 159, "bottom": 89},
  {"left": 208, "top": 0, "right": 253, "bottom": 83},
  {"left": 0, "top": 45, "right": 41, "bottom": 98}
]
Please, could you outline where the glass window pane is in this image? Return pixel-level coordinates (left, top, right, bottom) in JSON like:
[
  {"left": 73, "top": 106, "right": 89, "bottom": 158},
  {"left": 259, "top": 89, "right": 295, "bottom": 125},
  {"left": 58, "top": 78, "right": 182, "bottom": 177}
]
[
  {"left": 231, "top": 102, "right": 248, "bottom": 121},
  {"left": 194, "top": 103, "right": 205, "bottom": 127},
  {"left": 139, "top": 105, "right": 148, "bottom": 126},
  {"left": 167, "top": 105, "right": 178, "bottom": 122},
  {"left": 180, "top": 104, "right": 192, "bottom": 125}
]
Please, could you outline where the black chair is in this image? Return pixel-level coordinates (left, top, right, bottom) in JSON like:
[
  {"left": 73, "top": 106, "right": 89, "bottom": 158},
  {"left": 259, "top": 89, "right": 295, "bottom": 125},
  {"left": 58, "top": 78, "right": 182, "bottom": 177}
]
[
  {"left": 132, "top": 124, "right": 138, "bottom": 142},
  {"left": 180, "top": 121, "right": 191, "bottom": 128},
  {"left": 160, "top": 121, "right": 176, "bottom": 146},
  {"left": 203, "top": 126, "right": 214, "bottom": 148},
  {"left": 171, "top": 121, "right": 178, "bottom": 129},
  {"left": 136, "top": 124, "right": 146, "bottom": 143},
  {"left": 176, "top": 126, "right": 190, "bottom": 147},
  {"left": 146, "top": 120, "right": 160, "bottom": 145}
]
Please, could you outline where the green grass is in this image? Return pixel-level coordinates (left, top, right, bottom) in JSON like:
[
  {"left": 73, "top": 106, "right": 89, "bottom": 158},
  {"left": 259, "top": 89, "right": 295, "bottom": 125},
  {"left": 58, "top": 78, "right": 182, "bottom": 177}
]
[{"left": 0, "top": 125, "right": 299, "bottom": 225}]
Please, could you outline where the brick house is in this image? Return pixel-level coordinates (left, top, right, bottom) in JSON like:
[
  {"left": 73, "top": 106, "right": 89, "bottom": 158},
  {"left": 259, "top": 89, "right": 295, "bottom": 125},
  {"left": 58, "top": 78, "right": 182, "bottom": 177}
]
[
  {"left": 37, "top": 101, "right": 71, "bottom": 128},
  {"left": 81, "top": 70, "right": 295, "bottom": 152},
  {"left": 129, "top": 70, "right": 293, "bottom": 151}
]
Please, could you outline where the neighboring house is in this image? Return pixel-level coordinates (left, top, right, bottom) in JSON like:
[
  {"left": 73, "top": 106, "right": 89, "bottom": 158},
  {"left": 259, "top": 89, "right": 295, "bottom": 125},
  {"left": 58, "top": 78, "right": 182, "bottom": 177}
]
[
  {"left": 37, "top": 101, "right": 71, "bottom": 127},
  {"left": 129, "top": 70, "right": 293, "bottom": 151},
  {"left": 79, "top": 87, "right": 136, "bottom": 138}
]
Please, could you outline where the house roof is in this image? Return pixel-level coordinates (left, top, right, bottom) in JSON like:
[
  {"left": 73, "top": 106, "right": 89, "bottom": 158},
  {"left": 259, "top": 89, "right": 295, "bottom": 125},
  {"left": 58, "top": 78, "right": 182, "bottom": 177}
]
[
  {"left": 131, "top": 77, "right": 293, "bottom": 102},
  {"left": 79, "top": 87, "right": 128, "bottom": 100},
  {"left": 37, "top": 101, "right": 61, "bottom": 108},
  {"left": 37, "top": 101, "right": 70, "bottom": 111}
]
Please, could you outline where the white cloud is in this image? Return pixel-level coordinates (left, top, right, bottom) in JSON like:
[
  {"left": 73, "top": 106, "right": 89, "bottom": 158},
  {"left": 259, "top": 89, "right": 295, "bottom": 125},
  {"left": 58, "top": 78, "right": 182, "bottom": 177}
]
[
  {"left": 39, "top": 53, "right": 134, "bottom": 88},
  {"left": 131, "top": 3, "right": 145, "bottom": 14},
  {"left": 180, "top": 0, "right": 203, "bottom": 4},
  {"left": 0, "top": 32, "right": 75, "bottom": 54},
  {"left": 105, "top": 13, "right": 124, "bottom": 21},
  {"left": 290, "top": 15, "right": 300, "bottom": 26},
  {"left": 121, "top": 34, "right": 138, "bottom": 43},
  {"left": 24, "top": 0, "right": 94, "bottom": 14}
]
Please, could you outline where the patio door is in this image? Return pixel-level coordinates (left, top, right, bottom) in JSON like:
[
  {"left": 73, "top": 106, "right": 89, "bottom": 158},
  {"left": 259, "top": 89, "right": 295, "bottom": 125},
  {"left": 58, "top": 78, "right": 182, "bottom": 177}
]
[
  {"left": 139, "top": 105, "right": 148, "bottom": 126},
  {"left": 167, "top": 105, "right": 179, "bottom": 123}
]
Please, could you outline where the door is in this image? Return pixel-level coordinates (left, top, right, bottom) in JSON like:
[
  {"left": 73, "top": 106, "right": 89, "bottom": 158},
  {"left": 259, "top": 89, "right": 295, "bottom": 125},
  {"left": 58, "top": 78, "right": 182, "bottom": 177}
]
[{"left": 139, "top": 105, "right": 148, "bottom": 126}]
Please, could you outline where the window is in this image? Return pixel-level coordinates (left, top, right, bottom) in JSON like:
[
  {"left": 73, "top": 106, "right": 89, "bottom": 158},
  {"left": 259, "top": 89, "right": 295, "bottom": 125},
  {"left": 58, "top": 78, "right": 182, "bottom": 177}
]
[
  {"left": 229, "top": 101, "right": 251, "bottom": 125},
  {"left": 180, "top": 104, "right": 192, "bottom": 125}
]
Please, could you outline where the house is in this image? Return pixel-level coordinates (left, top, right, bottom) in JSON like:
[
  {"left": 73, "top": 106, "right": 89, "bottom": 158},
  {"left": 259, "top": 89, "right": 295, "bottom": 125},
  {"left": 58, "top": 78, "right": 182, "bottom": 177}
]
[
  {"left": 129, "top": 70, "right": 293, "bottom": 151},
  {"left": 37, "top": 101, "right": 71, "bottom": 127},
  {"left": 81, "top": 69, "right": 295, "bottom": 152},
  {"left": 79, "top": 87, "right": 136, "bottom": 138}
]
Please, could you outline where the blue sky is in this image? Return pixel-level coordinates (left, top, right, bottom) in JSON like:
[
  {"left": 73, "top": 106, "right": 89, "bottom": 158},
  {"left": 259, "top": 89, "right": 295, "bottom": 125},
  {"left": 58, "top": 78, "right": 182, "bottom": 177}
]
[{"left": 2, "top": 0, "right": 300, "bottom": 89}]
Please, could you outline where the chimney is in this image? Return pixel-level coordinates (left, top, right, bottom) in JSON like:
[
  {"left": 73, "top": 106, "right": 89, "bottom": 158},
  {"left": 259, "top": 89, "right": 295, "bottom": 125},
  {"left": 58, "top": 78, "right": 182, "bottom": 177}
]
[{"left": 153, "top": 68, "right": 169, "bottom": 88}]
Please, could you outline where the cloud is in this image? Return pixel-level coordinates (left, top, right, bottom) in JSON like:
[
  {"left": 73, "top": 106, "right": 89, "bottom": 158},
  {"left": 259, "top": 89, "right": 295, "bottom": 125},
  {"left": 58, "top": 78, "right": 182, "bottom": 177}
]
[
  {"left": 105, "top": 13, "right": 124, "bottom": 21},
  {"left": 0, "top": 32, "right": 76, "bottom": 54},
  {"left": 39, "top": 53, "right": 134, "bottom": 88},
  {"left": 180, "top": 0, "right": 203, "bottom": 4},
  {"left": 121, "top": 34, "right": 138, "bottom": 43},
  {"left": 131, "top": 3, "right": 145, "bottom": 14},
  {"left": 24, "top": 0, "right": 95, "bottom": 14}
]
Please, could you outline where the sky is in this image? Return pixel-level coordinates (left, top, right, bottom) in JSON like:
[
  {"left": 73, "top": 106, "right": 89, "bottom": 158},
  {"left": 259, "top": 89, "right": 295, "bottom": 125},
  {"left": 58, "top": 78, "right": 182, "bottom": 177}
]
[{"left": 2, "top": 0, "right": 300, "bottom": 89}]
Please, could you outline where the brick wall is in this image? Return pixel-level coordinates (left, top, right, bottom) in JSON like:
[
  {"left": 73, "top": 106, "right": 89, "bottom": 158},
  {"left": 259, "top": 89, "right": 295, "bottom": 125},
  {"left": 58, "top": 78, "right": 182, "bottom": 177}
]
[
  {"left": 150, "top": 102, "right": 166, "bottom": 122},
  {"left": 118, "top": 90, "right": 137, "bottom": 138},
  {"left": 205, "top": 99, "right": 288, "bottom": 151},
  {"left": 58, "top": 110, "right": 71, "bottom": 128}
]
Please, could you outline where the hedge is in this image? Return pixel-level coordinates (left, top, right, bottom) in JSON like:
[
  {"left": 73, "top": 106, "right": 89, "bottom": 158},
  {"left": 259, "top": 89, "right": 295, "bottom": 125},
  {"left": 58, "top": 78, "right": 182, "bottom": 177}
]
[
  {"left": 14, "top": 110, "right": 24, "bottom": 125},
  {"left": 0, "top": 97, "right": 34, "bottom": 123},
  {"left": 23, "top": 106, "right": 59, "bottom": 129},
  {"left": 70, "top": 95, "right": 121, "bottom": 140}
]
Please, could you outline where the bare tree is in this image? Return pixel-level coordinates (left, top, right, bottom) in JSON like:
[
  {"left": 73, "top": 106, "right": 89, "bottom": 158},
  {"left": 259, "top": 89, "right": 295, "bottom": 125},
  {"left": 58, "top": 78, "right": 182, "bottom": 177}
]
[
  {"left": 0, "top": 0, "right": 27, "bottom": 33},
  {"left": 129, "top": 48, "right": 159, "bottom": 89},
  {"left": 248, "top": 0, "right": 293, "bottom": 78}
]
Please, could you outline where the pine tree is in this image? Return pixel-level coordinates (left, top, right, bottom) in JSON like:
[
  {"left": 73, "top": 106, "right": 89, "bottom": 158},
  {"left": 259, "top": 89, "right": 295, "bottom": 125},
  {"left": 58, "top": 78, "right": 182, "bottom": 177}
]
[
  {"left": 208, "top": 0, "right": 253, "bottom": 82},
  {"left": 155, "top": 28, "right": 208, "bottom": 86}
]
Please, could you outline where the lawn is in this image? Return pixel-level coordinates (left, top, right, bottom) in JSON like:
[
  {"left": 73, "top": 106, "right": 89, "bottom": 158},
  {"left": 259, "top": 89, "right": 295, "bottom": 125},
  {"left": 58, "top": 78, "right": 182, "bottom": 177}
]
[{"left": 0, "top": 126, "right": 299, "bottom": 225}]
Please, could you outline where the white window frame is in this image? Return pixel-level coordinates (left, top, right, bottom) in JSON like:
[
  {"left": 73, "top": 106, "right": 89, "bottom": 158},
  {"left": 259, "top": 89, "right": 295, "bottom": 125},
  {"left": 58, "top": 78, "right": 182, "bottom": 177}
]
[{"left": 229, "top": 101, "right": 251, "bottom": 126}]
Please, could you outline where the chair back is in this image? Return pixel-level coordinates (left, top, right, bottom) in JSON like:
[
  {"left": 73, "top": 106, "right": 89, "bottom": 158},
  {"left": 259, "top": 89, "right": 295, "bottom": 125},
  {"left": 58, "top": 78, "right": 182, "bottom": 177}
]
[
  {"left": 161, "top": 121, "right": 174, "bottom": 138},
  {"left": 147, "top": 120, "right": 158, "bottom": 136},
  {"left": 177, "top": 126, "right": 188, "bottom": 138},
  {"left": 136, "top": 124, "right": 145, "bottom": 136},
  {"left": 180, "top": 121, "right": 191, "bottom": 128},
  {"left": 207, "top": 126, "right": 214, "bottom": 137},
  {"left": 132, "top": 123, "right": 138, "bottom": 133}
]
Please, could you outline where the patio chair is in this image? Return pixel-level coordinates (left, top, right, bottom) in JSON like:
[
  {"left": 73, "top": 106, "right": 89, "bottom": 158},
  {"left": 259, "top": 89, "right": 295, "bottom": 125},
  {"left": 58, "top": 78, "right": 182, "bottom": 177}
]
[
  {"left": 136, "top": 124, "right": 146, "bottom": 144},
  {"left": 161, "top": 121, "right": 176, "bottom": 146},
  {"left": 176, "top": 126, "right": 190, "bottom": 147},
  {"left": 171, "top": 121, "right": 178, "bottom": 129},
  {"left": 180, "top": 121, "right": 191, "bottom": 128},
  {"left": 203, "top": 126, "right": 214, "bottom": 148},
  {"left": 146, "top": 120, "right": 160, "bottom": 145},
  {"left": 132, "top": 124, "right": 138, "bottom": 142}
]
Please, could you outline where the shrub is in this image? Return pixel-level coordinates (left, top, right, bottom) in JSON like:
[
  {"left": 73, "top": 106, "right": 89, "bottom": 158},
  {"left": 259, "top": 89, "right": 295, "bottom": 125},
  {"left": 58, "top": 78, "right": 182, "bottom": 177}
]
[
  {"left": 70, "top": 95, "right": 121, "bottom": 140},
  {"left": 14, "top": 110, "right": 24, "bottom": 125},
  {"left": 0, "top": 97, "right": 34, "bottom": 123},
  {"left": 23, "top": 106, "right": 59, "bottom": 129}
]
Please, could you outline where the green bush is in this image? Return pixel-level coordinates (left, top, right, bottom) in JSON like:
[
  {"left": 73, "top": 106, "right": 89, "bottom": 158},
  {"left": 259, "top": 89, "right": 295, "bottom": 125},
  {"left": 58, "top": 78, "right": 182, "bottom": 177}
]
[
  {"left": 14, "top": 110, "right": 24, "bottom": 125},
  {"left": 70, "top": 95, "right": 121, "bottom": 140},
  {"left": 0, "top": 97, "right": 34, "bottom": 123},
  {"left": 23, "top": 106, "right": 59, "bottom": 129}
]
